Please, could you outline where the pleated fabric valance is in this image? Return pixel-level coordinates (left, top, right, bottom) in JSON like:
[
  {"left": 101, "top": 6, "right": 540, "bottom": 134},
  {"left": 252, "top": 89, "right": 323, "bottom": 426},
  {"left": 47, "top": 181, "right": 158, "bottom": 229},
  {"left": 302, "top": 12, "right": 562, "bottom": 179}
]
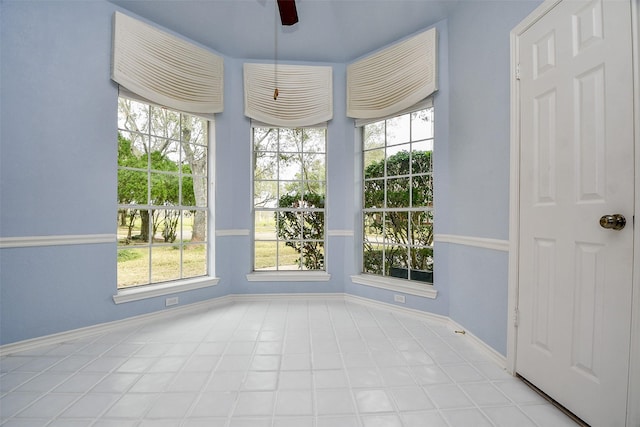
[
  {"left": 111, "top": 11, "right": 224, "bottom": 115},
  {"left": 347, "top": 27, "right": 437, "bottom": 119},
  {"left": 243, "top": 63, "right": 333, "bottom": 127}
]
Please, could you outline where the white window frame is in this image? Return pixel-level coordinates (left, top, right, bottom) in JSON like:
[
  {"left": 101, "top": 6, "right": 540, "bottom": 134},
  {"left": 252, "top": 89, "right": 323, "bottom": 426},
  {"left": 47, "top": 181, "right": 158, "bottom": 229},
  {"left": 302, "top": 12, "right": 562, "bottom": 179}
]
[
  {"left": 113, "top": 96, "right": 219, "bottom": 304},
  {"left": 247, "top": 123, "right": 330, "bottom": 282},
  {"left": 351, "top": 99, "right": 437, "bottom": 299}
]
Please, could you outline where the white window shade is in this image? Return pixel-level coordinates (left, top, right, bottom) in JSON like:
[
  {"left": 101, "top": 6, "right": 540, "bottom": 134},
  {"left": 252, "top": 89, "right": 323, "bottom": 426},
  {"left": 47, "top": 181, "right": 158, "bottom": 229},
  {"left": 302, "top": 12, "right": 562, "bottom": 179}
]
[
  {"left": 111, "top": 11, "right": 223, "bottom": 114},
  {"left": 347, "top": 28, "right": 437, "bottom": 119},
  {"left": 244, "top": 63, "right": 333, "bottom": 127}
]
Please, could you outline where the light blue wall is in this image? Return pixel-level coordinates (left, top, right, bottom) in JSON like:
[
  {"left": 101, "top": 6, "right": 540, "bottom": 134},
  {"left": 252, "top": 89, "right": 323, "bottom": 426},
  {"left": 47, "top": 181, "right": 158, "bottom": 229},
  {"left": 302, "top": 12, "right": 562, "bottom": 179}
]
[
  {"left": 1, "top": 0, "right": 542, "bottom": 353},
  {"left": 443, "top": 0, "right": 542, "bottom": 355},
  {"left": 0, "top": 1, "right": 229, "bottom": 345}
]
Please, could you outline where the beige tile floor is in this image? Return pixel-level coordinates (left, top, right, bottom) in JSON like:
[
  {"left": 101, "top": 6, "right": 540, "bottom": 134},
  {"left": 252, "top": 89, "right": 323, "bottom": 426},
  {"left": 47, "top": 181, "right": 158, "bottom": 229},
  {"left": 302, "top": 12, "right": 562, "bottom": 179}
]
[{"left": 0, "top": 299, "right": 579, "bottom": 426}]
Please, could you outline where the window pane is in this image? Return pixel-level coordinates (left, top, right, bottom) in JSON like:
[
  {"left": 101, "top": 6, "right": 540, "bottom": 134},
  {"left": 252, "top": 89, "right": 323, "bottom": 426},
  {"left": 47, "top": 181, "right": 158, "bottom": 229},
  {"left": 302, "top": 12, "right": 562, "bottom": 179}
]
[
  {"left": 150, "top": 105, "right": 180, "bottom": 138},
  {"left": 183, "top": 244, "right": 207, "bottom": 278},
  {"left": 131, "top": 133, "right": 149, "bottom": 157},
  {"left": 363, "top": 122, "right": 385, "bottom": 150},
  {"left": 117, "top": 247, "right": 149, "bottom": 288},
  {"left": 302, "top": 242, "right": 324, "bottom": 270},
  {"left": 181, "top": 175, "right": 194, "bottom": 206},
  {"left": 118, "top": 169, "right": 148, "bottom": 205},
  {"left": 186, "top": 210, "right": 206, "bottom": 243},
  {"left": 277, "top": 211, "right": 302, "bottom": 240},
  {"left": 279, "top": 181, "right": 301, "bottom": 200},
  {"left": 303, "top": 211, "right": 324, "bottom": 239},
  {"left": 254, "top": 128, "right": 278, "bottom": 152},
  {"left": 181, "top": 115, "right": 207, "bottom": 145},
  {"left": 410, "top": 211, "right": 433, "bottom": 246},
  {"left": 386, "top": 114, "right": 410, "bottom": 145},
  {"left": 162, "top": 139, "right": 181, "bottom": 164},
  {"left": 364, "top": 179, "right": 384, "bottom": 209},
  {"left": 280, "top": 128, "right": 302, "bottom": 152},
  {"left": 364, "top": 148, "right": 385, "bottom": 176},
  {"left": 363, "top": 243, "right": 383, "bottom": 275},
  {"left": 279, "top": 241, "right": 301, "bottom": 270},
  {"left": 386, "top": 177, "right": 410, "bottom": 208},
  {"left": 118, "top": 131, "right": 148, "bottom": 168},
  {"left": 118, "top": 99, "right": 149, "bottom": 133},
  {"left": 386, "top": 245, "right": 409, "bottom": 275},
  {"left": 411, "top": 109, "right": 434, "bottom": 140},
  {"left": 386, "top": 147, "right": 410, "bottom": 177},
  {"left": 411, "top": 149, "right": 432, "bottom": 175},
  {"left": 279, "top": 152, "right": 302, "bottom": 180},
  {"left": 158, "top": 209, "right": 181, "bottom": 243},
  {"left": 193, "top": 175, "right": 208, "bottom": 208},
  {"left": 384, "top": 211, "right": 409, "bottom": 244},
  {"left": 150, "top": 172, "right": 179, "bottom": 205},
  {"left": 303, "top": 128, "right": 326, "bottom": 153},
  {"left": 182, "top": 143, "right": 207, "bottom": 176},
  {"left": 412, "top": 139, "right": 433, "bottom": 155},
  {"left": 303, "top": 153, "right": 325, "bottom": 178},
  {"left": 303, "top": 182, "right": 325, "bottom": 201},
  {"left": 412, "top": 174, "right": 433, "bottom": 208},
  {"left": 117, "top": 209, "right": 140, "bottom": 245},
  {"left": 255, "top": 153, "right": 278, "bottom": 180},
  {"left": 149, "top": 138, "right": 177, "bottom": 171},
  {"left": 363, "top": 213, "right": 384, "bottom": 244},
  {"left": 255, "top": 241, "right": 278, "bottom": 270},
  {"left": 151, "top": 246, "right": 181, "bottom": 283},
  {"left": 255, "top": 180, "right": 278, "bottom": 208},
  {"left": 410, "top": 247, "right": 433, "bottom": 273},
  {"left": 255, "top": 211, "right": 277, "bottom": 240}
]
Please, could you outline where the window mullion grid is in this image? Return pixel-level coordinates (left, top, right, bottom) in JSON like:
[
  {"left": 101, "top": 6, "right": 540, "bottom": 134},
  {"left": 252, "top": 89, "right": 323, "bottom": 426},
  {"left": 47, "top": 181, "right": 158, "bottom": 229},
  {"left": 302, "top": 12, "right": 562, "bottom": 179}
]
[
  {"left": 146, "top": 104, "right": 153, "bottom": 285},
  {"left": 276, "top": 128, "right": 282, "bottom": 270},
  {"left": 118, "top": 99, "right": 210, "bottom": 288},
  {"left": 297, "top": 205, "right": 304, "bottom": 270},
  {"left": 178, "top": 113, "right": 184, "bottom": 280}
]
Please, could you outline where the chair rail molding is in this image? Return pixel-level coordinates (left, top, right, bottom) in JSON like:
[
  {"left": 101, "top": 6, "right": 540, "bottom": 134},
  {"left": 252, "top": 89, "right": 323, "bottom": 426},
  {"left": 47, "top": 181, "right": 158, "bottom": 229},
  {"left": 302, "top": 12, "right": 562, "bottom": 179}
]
[{"left": 0, "top": 234, "right": 116, "bottom": 249}]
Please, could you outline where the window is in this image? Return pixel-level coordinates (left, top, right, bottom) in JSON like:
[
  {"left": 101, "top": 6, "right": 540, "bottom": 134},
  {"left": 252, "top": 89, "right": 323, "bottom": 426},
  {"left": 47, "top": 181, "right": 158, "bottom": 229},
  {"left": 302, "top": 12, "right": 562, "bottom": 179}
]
[
  {"left": 252, "top": 126, "right": 327, "bottom": 272},
  {"left": 362, "top": 107, "right": 434, "bottom": 284},
  {"left": 117, "top": 97, "right": 209, "bottom": 289}
]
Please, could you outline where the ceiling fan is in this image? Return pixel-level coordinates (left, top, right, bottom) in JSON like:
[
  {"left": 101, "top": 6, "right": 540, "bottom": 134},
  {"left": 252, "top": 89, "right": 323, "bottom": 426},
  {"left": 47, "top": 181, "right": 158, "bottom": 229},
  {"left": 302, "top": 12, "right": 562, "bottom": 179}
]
[{"left": 277, "top": 0, "right": 298, "bottom": 25}]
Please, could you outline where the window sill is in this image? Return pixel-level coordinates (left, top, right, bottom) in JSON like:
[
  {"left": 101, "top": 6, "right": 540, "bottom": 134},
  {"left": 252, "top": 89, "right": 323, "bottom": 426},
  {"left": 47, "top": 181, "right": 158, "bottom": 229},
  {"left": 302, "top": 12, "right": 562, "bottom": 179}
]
[
  {"left": 113, "top": 276, "right": 220, "bottom": 304},
  {"left": 246, "top": 271, "right": 331, "bottom": 282},
  {"left": 350, "top": 274, "right": 438, "bottom": 299}
]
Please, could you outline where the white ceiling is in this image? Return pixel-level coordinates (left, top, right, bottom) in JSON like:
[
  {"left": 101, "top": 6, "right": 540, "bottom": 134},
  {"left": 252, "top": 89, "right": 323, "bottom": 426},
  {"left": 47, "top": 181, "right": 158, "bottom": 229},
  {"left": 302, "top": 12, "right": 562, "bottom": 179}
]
[{"left": 109, "top": 0, "right": 459, "bottom": 63}]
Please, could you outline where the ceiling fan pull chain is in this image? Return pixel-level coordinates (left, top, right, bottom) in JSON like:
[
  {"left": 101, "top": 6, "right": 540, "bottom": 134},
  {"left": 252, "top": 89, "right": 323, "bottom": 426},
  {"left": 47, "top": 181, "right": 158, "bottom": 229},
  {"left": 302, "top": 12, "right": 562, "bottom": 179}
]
[{"left": 274, "top": 0, "right": 279, "bottom": 100}]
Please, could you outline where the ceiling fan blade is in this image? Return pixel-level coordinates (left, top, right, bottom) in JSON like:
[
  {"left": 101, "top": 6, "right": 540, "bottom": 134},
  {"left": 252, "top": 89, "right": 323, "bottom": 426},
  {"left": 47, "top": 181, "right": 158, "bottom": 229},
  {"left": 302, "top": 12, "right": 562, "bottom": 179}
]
[{"left": 277, "top": 0, "right": 298, "bottom": 26}]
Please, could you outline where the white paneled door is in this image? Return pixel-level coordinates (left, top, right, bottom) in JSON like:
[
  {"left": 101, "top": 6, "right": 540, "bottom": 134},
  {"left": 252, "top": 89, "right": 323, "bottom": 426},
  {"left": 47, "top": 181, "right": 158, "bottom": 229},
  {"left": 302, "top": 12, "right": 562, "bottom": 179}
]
[{"left": 516, "top": 0, "right": 635, "bottom": 426}]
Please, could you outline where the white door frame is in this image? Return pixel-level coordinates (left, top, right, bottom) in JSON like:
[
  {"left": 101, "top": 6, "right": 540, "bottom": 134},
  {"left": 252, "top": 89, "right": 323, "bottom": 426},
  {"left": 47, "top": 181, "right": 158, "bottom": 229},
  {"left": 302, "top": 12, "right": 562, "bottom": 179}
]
[{"left": 506, "top": 0, "right": 640, "bottom": 425}]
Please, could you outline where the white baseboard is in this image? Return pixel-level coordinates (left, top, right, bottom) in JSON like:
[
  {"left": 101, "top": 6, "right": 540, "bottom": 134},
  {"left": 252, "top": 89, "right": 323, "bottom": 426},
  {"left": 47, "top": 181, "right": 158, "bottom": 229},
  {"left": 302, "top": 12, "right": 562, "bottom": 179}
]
[
  {"left": 0, "top": 296, "right": 233, "bottom": 357},
  {"left": 344, "top": 294, "right": 449, "bottom": 324},
  {"left": 344, "top": 294, "right": 506, "bottom": 369},
  {"left": 1, "top": 293, "right": 505, "bottom": 369},
  {"left": 448, "top": 318, "right": 508, "bottom": 369},
  {"left": 231, "top": 292, "right": 346, "bottom": 302}
]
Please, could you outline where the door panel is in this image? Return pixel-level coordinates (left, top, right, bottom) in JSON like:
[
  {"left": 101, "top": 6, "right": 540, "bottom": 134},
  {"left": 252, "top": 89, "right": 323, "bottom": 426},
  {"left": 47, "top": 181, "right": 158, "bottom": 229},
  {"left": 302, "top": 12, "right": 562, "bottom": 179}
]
[{"left": 517, "top": 0, "right": 634, "bottom": 425}]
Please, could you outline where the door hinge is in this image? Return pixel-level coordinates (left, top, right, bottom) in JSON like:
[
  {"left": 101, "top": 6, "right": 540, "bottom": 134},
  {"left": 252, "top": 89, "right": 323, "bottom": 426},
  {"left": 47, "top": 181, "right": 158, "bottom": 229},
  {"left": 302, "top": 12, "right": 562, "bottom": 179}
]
[
  {"left": 515, "top": 63, "right": 521, "bottom": 80},
  {"left": 514, "top": 307, "right": 519, "bottom": 327}
]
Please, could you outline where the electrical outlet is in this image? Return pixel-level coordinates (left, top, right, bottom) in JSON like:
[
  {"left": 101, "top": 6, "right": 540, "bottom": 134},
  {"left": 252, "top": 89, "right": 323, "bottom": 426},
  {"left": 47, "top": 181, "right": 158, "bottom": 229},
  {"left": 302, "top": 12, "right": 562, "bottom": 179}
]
[
  {"left": 394, "top": 294, "right": 406, "bottom": 304},
  {"left": 165, "top": 297, "right": 179, "bottom": 306}
]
